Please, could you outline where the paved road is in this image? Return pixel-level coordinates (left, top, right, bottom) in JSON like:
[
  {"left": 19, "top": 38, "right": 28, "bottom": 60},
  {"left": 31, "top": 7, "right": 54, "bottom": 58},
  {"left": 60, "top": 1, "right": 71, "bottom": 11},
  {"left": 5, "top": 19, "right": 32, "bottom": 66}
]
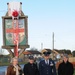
[
  {"left": 0, "top": 72, "right": 5, "bottom": 75},
  {"left": 0, "top": 66, "right": 6, "bottom": 75}
]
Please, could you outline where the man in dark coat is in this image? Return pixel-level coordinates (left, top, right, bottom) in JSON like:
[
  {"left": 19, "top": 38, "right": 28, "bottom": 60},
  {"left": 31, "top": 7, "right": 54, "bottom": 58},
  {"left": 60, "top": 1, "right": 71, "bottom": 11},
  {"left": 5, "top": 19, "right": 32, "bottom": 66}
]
[
  {"left": 23, "top": 56, "right": 39, "bottom": 75},
  {"left": 39, "top": 51, "right": 57, "bottom": 75},
  {"left": 58, "top": 54, "right": 74, "bottom": 75}
]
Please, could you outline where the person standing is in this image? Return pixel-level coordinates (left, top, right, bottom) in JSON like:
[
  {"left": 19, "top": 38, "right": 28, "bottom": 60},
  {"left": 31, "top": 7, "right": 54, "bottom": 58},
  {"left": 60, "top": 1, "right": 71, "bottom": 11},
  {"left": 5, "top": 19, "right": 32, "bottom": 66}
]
[
  {"left": 6, "top": 57, "right": 22, "bottom": 75},
  {"left": 39, "top": 51, "right": 57, "bottom": 75},
  {"left": 23, "top": 56, "right": 39, "bottom": 75},
  {"left": 58, "top": 54, "right": 74, "bottom": 75}
]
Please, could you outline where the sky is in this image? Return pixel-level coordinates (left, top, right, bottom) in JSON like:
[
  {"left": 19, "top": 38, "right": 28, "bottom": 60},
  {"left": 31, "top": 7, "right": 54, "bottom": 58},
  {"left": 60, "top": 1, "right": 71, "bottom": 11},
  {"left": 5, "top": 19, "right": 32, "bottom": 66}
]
[{"left": 0, "top": 0, "right": 75, "bottom": 54}]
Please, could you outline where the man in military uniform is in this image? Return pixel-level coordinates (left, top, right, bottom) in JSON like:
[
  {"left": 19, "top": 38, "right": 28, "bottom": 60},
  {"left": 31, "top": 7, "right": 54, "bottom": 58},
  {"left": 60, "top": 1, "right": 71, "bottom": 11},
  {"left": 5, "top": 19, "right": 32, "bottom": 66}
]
[
  {"left": 23, "top": 56, "right": 39, "bottom": 75},
  {"left": 39, "top": 51, "right": 57, "bottom": 75}
]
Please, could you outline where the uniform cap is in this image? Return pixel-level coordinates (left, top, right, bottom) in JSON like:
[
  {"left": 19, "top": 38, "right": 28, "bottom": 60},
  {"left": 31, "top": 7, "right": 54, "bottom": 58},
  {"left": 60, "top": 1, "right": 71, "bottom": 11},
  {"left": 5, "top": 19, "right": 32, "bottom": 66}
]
[
  {"left": 28, "top": 56, "right": 34, "bottom": 60},
  {"left": 43, "top": 51, "right": 51, "bottom": 56}
]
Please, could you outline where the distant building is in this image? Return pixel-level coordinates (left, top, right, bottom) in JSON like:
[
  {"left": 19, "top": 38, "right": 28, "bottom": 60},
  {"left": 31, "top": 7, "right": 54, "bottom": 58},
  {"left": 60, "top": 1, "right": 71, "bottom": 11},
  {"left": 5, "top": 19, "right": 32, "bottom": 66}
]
[
  {"left": 23, "top": 50, "right": 41, "bottom": 62},
  {"left": 23, "top": 50, "right": 41, "bottom": 58}
]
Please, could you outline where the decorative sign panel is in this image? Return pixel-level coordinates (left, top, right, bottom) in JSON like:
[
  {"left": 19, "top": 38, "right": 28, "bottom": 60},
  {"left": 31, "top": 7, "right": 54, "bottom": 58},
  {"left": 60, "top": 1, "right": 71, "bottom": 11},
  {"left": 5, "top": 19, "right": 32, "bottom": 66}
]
[{"left": 4, "top": 18, "right": 27, "bottom": 46}]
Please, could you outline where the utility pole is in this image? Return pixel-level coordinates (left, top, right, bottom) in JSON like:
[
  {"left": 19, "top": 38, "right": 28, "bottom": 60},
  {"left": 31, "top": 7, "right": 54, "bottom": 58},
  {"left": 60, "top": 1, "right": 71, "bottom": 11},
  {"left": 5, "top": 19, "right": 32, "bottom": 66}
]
[
  {"left": 52, "top": 32, "right": 54, "bottom": 59},
  {"left": 52, "top": 32, "right": 54, "bottom": 50},
  {"left": 41, "top": 43, "right": 43, "bottom": 50}
]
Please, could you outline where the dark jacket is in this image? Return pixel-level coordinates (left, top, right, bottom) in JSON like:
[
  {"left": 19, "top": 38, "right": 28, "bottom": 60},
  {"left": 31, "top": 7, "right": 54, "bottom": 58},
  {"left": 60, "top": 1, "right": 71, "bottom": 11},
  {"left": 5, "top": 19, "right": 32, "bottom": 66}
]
[
  {"left": 23, "top": 62, "right": 39, "bottom": 75},
  {"left": 6, "top": 64, "right": 22, "bottom": 75},
  {"left": 39, "top": 59, "right": 57, "bottom": 75},
  {"left": 58, "top": 61, "right": 74, "bottom": 75}
]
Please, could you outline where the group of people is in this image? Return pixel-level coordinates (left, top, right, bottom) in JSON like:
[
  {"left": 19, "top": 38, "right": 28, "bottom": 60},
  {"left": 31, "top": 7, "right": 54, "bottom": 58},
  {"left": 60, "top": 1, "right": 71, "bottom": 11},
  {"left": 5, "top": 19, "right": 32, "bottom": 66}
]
[{"left": 6, "top": 51, "right": 74, "bottom": 75}]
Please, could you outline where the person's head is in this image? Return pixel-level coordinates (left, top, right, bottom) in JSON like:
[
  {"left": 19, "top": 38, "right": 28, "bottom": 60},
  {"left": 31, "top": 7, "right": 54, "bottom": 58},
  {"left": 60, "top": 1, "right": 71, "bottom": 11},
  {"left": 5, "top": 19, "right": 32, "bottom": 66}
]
[
  {"left": 63, "top": 54, "right": 68, "bottom": 63},
  {"left": 11, "top": 57, "right": 18, "bottom": 66},
  {"left": 28, "top": 56, "right": 34, "bottom": 64},
  {"left": 43, "top": 51, "right": 51, "bottom": 60}
]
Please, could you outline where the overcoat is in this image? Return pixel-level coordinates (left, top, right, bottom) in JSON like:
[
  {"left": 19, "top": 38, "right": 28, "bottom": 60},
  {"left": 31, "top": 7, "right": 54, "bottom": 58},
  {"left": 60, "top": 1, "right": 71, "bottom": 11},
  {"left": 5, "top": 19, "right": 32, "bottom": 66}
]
[
  {"left": 23, "top": 62, "right": 39, "bottom": 75},
  {"left": 6, "top": 64, "right": 22, "bottom": 75},
  {"left": 58, "top": 61, "right": 74, "bottom": 75}
]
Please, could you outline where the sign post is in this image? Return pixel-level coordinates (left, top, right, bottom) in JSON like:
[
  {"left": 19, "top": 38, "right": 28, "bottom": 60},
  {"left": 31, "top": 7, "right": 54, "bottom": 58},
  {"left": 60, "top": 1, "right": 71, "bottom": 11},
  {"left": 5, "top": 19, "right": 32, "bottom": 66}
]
[{"left": 2, "top": 1, "right": 29, "bottom": 57}]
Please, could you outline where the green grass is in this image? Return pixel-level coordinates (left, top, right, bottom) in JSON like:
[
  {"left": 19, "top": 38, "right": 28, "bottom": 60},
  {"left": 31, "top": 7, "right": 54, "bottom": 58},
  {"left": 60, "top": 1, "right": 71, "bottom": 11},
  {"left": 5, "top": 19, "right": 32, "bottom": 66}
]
[
  {"left": 74, "top": 71, "right": 75, "bottom": 75},
  {"left": 0, "top": 62, "right": 27, "bottom": 66},
  {"left": 0, "top": 63, "right": 9, "bottom": 66}
]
